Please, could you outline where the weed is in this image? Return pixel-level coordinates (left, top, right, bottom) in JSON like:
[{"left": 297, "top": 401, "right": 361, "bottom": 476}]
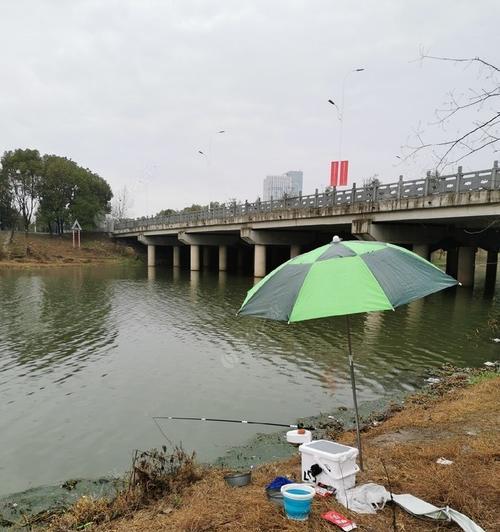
[{"left": 469, "top": 370, "right": 498, "bottom": 384}]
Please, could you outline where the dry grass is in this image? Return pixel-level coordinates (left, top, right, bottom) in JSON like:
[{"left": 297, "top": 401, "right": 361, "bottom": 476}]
[
  {"left": 0, "top": 232, "right": 135, "bottom": 267},
  {"left": 43, "top": 373, "right": 499, "bottom": 531},
  {"left": 47, "top": 448, "right": 203, "bottom": 531}
]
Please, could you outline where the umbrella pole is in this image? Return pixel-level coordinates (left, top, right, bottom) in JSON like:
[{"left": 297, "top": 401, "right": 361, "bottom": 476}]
[{"left": 346, "top": 315, "right": 364, "bottom": 471}]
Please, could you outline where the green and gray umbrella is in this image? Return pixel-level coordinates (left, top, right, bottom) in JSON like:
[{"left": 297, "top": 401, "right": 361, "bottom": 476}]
[{"left": 238, "top": 237, "right": 458, "bottom": 468}]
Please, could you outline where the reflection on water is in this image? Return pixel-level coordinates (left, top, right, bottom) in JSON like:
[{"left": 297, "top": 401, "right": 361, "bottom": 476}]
[
  {"left": 0, "top": 268, "right": 117, "bottom": 383},
  {"left": 0, "top": 263, "right": 498, "bottom": 496}
]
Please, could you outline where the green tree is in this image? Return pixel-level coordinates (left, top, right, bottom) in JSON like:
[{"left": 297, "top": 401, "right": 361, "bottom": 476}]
[
  {"left": 181, "top": 204, "right": 204, "bottom": 213},
  {"left": 38, "top": 155, "right": 80, "bottom": 234},
  {"left": 0, "top": 172, "right": 15, "bottom": 230},
  {"left": 69, "top": 167, "right": 112, "bottom": 229},
  {"left": 38, "top": 155, "right": 113, "bottom": 234},
  {"left": 156, "top": 208, "right": 177, "bottom": 217},
  {"left": 0, "top": 148, "right": 43, "bottom": 233}
]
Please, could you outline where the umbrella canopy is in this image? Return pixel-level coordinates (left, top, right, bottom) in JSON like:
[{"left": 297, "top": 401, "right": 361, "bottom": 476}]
[
  {"left": 238, "top": 238, "right": 458, "bottom": 470},
  {"left": 239, "top": 239, "right": 458, "bottom": 322}
]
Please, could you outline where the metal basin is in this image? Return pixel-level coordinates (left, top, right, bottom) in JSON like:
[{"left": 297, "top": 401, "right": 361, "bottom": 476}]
[
  {"left": 266, "top": 487, "right": 284, "bottom": 507},
  {"left": 224, "top": 471, "right": 252, "bottom": 487}
]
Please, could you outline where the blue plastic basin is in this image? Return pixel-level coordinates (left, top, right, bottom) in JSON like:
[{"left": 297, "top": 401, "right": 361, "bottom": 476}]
[{"left": 281, "top": 484, "right": 315, "bottom": 521}]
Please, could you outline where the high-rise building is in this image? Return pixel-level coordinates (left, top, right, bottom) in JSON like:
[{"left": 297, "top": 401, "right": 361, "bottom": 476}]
[{"left": 263, "top": 170, "right": 303, "bottom": 201}]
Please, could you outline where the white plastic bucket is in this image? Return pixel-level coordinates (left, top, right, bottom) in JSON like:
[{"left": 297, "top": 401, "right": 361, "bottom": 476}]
[{"left": 299, "top": 440, "right": 359, "bottom": 491}]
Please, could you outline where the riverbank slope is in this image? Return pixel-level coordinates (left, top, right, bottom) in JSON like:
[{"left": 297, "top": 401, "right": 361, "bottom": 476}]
[
  {"left": 45, "top": 367, "right": 499, "bottom": 531},
  {"left": 0, "top": 232, "right": 136, "bottom": 267}
]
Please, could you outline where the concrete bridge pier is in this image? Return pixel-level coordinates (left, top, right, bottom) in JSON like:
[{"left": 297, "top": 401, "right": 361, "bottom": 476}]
[
  {"left": 457, "top": 247, "right": 476, "bottom": 287},
  {"left": 219, "top": 245, "right": 228, "bottom": 272},
  {"left": 138, "top": 235, "right": 179, "bottom": 268},
  {"left": 240, "top": 228, "right": 313, "bottom": 278},
  {"left": 254, "top": 245, "right": 266, "bottom": 278},
  {"left": 178, "top": 231, "right": 238, "bottom": 272},
  {"left": 290, "top": 244, "right": 301, "bottom": 258},
  {"left": 485, "top": 249, "right": 498, "bottom": 292},
  {"left": 190, "top": 245, "right": 200, "bottom": 271},
  {"left": 173, "top": 246, "right": 181, "bottom": 268},
  {"left": 147, "top": 245, "right": 156, "bottom": 267}
]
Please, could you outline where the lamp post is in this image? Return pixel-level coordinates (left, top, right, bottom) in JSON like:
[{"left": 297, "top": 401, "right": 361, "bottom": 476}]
[
  {"left": 209, "top": 130, "right": 225, "bottom": 161},
  {"left": 328, "top": 68, "right": 365, "bottom": 162},
  {"left": 198, "top": 130, "right": 225, "bottom": 165}
]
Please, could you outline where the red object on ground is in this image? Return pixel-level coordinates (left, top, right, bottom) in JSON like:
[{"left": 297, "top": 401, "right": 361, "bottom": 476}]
[
  {"left": 330, "top": 161, "right": 339, "bottom": 186},
  {"left": 315, "top": 483, "right": 334, "bottom": 497},
  {"left": 339, "top": 160, "right": 349, "bottom": 186},
  {"left": 322, "top": 510, "right": 357, "bottom": 530}
]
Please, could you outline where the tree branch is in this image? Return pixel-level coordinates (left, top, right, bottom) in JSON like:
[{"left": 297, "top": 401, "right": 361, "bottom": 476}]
[
  {"left": 403, "top": 53, "right": 500, "bottom": 169},
  {"left": 421, "top": 54, "right": 500, "bottom": 73}
]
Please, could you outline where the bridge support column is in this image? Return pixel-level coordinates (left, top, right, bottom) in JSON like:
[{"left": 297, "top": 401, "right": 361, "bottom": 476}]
[
  {"left": 254, "top": 244, "right": 266, "bottom": 278},
  {"left": 202, "top": 246, "right": 210, "bottom": 269},
  {"left": 173, "top": 246, "right": 180, "bottom": 268},
  {"left": 290, "top": 244, "right": 301, "bottom": 258},
  {"left": 178, "top": 232, "right": 238, "bottom": 272},
  {"left": 457, "top": 247, "right": 475, "bottom": 287},
  {"left": 147, "top": 245, "right": 156, "bottom": 267},
  {"left": 446, "top": 248, "right": 458, "bottom": 278},
  {"left": 241, "top": 228, "right": 312, "bottom": 276},
  {"left": 190, "top": 245, "right": 200, "bottom": 271},
  {"left": 485, "top": 249, "right": 498, "bottom": 293},
  {"left": 413, "top": 244, "right": 430, "bottom": 260},
  {"left": 219, "top": 245, "right": 227, "bottom": 271}
]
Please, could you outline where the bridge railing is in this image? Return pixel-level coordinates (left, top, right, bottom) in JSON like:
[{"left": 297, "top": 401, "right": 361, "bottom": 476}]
[{"left": 115, "top": 162, "right": 499, "bottom": 231}]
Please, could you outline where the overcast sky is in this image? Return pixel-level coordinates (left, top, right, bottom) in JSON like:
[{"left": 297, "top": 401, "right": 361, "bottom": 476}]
[{"left": 1, "top": 0, "right": 498, "bottom": 216}]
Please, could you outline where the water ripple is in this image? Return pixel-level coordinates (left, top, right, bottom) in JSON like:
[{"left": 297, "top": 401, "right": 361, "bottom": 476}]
[{"left": 0, "top": 265, "right": 498, "bottom": 496}]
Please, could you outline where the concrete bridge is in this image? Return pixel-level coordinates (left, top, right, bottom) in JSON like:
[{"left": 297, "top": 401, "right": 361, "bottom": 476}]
[{"left": 114, "top": 162, "right": 500, "bottom": 291}]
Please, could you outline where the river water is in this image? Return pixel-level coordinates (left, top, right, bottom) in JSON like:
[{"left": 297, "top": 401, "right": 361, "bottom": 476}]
[{"left": 0, "top": 263, "right": 498, "bottom": 496}]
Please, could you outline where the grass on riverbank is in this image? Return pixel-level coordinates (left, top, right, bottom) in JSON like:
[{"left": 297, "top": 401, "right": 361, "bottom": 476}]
[
  {"left": 0, "top": 232, "right": 137, "bottom": 267},
  {"left": 42, "top": 366, "right": 499, "bottom": 531}
]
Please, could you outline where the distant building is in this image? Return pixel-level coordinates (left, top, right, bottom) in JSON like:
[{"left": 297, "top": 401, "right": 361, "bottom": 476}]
[{"left": 263, "top": 170, "right": 303, "bottom": 201}]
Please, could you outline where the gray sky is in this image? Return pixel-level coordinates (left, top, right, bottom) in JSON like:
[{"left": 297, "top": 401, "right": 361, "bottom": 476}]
[{"left": 1, "top": 0, "right": 499, "bottom": 216}]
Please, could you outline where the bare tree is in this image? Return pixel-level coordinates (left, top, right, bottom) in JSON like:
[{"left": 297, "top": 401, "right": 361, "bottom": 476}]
[
  {"left": 405, "top": 54, "right": 499, "bottom": 170},
  {"left": 111, "top": 186, "right": 133, "bottom": 221},
  {"left": 362, "top": 174, "right": 381, "bottom": 188}
]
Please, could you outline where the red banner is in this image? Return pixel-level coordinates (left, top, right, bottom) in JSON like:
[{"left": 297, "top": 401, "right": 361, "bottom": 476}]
[
  {"left": 339, "top": 160, "right": 349, "bottom": 186},
  {"left": 330, "top": 161, "right": 339, "bottom": 187}
]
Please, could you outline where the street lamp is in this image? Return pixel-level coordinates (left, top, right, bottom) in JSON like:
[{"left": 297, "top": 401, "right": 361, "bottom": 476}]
[
  {"left": 208, "top": 130, "right": 226, "bottom": 161},
  {"left": 328, "top": 99, "right": 341, "bottom": 120},
  {"left": 329, "top": 68, "right": 366, "bottom": 161},
  {"left": 197, "top": 130, "right": 226, "bottom": 163}
]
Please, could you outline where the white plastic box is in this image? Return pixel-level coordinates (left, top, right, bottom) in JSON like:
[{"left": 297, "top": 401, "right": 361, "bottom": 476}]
[{"left": 298, "top": 440, "right": 360, "bottom": 492}]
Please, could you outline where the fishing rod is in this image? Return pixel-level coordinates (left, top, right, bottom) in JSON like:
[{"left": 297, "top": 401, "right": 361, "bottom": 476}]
[{"left": 152, "top": 416, "right": 316, "bottom": 431}]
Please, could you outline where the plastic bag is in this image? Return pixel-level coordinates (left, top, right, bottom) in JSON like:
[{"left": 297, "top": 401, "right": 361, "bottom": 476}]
[{"left": 336, "top": 483, "right": 390, "bottom": 514}]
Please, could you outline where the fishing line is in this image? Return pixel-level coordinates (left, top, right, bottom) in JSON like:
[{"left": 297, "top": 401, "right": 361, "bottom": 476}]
[{"left": 152, "top": 416, "right": 174, "bottom": 445}]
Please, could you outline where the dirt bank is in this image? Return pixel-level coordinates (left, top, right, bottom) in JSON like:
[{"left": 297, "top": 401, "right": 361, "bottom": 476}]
[
  {"left": 42, "top": 367, "right": 499, "bottom": 531},
  {"left": 0, "top": 232, "right": 137, "bottom": 267}
]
